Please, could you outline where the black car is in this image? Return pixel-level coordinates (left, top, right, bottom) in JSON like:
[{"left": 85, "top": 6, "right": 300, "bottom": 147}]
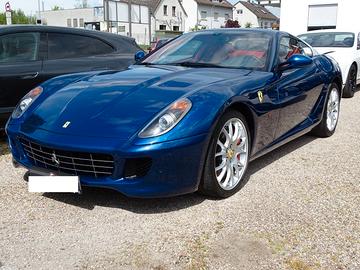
[{"left": 0, "top": 25, "right": 142, "bottom": 130}]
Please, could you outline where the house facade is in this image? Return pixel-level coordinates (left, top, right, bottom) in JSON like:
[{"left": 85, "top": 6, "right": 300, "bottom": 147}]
[
  {"left": 233, "top": 1, "right": 278, "bottom": 28},
  {"left": 182, "top": 0, "right": 233, "bottom": 32},
  {"left": 40, "top": 7, "right": 105, "bottom": 30},
  {"left": 150, "top": 0, "right": 187, "bottom": 32},
  {"left": 40, "top": 1, "right": 152, "bottom": 45},
  {"left": 280, "top": 0, "right": 360, "bottom": 36}
]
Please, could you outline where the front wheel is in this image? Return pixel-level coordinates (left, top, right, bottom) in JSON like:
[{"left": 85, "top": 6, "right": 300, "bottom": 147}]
[
  {"left": 199, "top": 111, "right": 250, "bottom": 198},
  {"left": 311, "top": 83, "right": 340, "bottom": 137}
]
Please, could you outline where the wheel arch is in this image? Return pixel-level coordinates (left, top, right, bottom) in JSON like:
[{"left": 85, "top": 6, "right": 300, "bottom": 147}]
[
  {"left": 224, "top": 102, "right": 256, "bottom": 148},
  {"left": 332, "top": 75, "right": 343, "bottom": 93}
]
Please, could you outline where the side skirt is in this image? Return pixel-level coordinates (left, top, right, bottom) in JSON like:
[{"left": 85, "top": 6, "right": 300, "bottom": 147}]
[{"left": 249, "top": 118, "right": 319, "bottom": 162}]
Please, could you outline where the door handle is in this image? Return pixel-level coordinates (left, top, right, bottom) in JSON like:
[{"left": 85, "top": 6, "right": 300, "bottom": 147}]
[{"left": 18, "top": 72, "right": 39, "bottom": 80}]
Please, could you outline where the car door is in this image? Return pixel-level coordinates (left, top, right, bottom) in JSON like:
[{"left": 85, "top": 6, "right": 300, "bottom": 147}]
[
  {"left": 274, "top": 36, "right": 324, "bottom": 139},
  {"left": 356, "top": 32, "right": 360, "bottom": 82},
  {"left": 0, "top": 32, "right": 44, "bottom": 128},
  {"left": 41, "top": 32, "right": 116, "bottom": 81}
]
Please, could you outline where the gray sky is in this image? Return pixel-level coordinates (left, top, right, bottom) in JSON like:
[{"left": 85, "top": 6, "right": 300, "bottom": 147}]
[{"left": 0, "top": 0, "right": 102, "bottom": 15}]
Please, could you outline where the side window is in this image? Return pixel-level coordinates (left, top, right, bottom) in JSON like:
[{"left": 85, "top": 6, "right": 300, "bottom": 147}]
[
  {"left": 278, "top": 37, "right": 304, "bottom": 63},
  {"left": 0, "top": 32, "right": 40, "bottom": 63},
  {"left": 357, "top": 33, "right": 360, "bottom": 50},
  {"left": 47, "top": 33, "right": 114, "bottom": 60}
]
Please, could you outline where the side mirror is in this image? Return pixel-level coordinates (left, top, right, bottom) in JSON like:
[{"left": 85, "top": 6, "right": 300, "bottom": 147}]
[
  {"left": 277, "top": 54, "right": 313, "bottom": 72},
  {"left": 134, "top": 51, "right": 146, "bottom": 62},
  {"left": 303, "top": 47, "right": 313, "bottom": 57}
]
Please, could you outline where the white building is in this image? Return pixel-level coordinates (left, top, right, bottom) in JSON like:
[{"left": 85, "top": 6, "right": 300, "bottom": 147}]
[
  {"left": 40, "top": 1, "right": 152, "bottom": 45},
  {"left": 233, "top": 1, "right": 278, "bottom": 29},
  {"left": 107, "top": 0, "right": 151, "bottom": 45},
  {"left": 40, "top": 7, "right": 105, "bottom": 30},
  {"left": 182, "top": 0, "right": 234, "bottom": 32},
  {"left": 280, "top": 0, "right": 360, "bottom": 36},
  {"left": 150, "top": 0, "right": 187, "bottom": 34},
  {"left": 256, "top": 0, "right": 280, "bottom": 7}
]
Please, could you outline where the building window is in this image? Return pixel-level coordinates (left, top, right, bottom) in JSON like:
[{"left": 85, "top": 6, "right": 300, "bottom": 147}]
[
  {"left": 118, "top": 25, "right": 126, "bottom": 32},
  {"left": 264, "top": 22, "right": 268, "bottom": 28},
  {"left": 79, "top": 18, "right": 84, "bottom": 27},
  {"left": 67, "top": 18, "right": 71, "bottom": 27},
  {"left": 214, "top": 12, "right": 219, "bottom": 21},
  {"left": 225, "top": 13, "right": 230, "bottom": 20},
  {"left": 237, "top": 9, "right": 243, "bottom": 14},
  {"left": 173, "top": 25, "right": 179, "bottom": 31},
  {"left": 201, "top": 11, "right": 207, "bottom": 20},
  {"left": 73, "top": 18, "right": 78, "bottom": 28},
  {"left": 172, "top": 6, "right": 176, "bottom": 17},
  {"left": 159, "top": 25, "right": 166, "bottom": 30},
  {"left": 163, "top": 5, "right": 168, "bottom": 16}
]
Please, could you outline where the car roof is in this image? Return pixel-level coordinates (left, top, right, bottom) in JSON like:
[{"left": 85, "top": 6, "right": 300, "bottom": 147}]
[
  {"left": 0, "top": 24, "right": 137, "bottom": 50},
  {"left": 192, "top": 28, "right": 284, "bottom": 37},
  {"left": 299, "top": 29, "right": 360, "bottom": 35}
]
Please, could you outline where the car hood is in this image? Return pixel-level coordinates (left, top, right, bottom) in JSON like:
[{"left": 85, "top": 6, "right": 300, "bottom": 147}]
[
  {"left": 22, "top": 66, "right": 252, "bottom": 139},
  {"left": 314, "top": 47, "right": 353, "bottom": 63}
]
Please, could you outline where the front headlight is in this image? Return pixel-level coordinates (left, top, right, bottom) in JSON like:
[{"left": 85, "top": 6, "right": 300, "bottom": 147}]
[
  {"left": 139, "top": 98, "right": 192, "bottom": 138},
  {"left": 12, "top": 86, "right": 43, "bottom": 119}
]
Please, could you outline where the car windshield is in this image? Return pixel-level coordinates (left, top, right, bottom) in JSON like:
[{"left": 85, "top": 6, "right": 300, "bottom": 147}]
[
  {"left": 141, "top": 31, "right": 272, "bottom": 71},
  {"left": 298, "top": 32, "right": 355, "bottom": 48}
]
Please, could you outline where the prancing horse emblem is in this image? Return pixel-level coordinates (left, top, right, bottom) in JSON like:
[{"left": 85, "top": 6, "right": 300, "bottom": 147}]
[
  {"left": 51, "top": 153, "right": 60, "bottom": 166},
  {"left": 62, "top": 121, "right": 71, "bottom": 128},
  {"left": 257, "top": 91, "right": 264, "bottom": 103}
]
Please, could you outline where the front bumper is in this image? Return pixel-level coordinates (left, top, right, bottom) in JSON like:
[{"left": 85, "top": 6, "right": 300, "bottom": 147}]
[{"left": 7, "top": 125, "right": 208, "bottom": 198}]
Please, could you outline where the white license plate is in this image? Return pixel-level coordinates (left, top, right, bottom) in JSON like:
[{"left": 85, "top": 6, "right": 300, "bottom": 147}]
[{"left": 28, "top": 176, "right": 80, "bottom": 193}]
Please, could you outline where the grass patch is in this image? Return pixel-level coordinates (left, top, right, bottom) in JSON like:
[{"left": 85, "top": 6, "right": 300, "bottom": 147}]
[
  {"left": 187, "top": 233, "right": 209, "bottom": 270},
  {"left": 286, "top": 258, "right": 315, "bottom": 270},
  {"left": 0, "top": 141, "right": 9, "bottom": 155}
]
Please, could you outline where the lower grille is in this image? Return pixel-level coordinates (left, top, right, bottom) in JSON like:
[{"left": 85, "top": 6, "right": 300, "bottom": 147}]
[{"left": 20, "top": 138, "right": 114, "bottom": 178}]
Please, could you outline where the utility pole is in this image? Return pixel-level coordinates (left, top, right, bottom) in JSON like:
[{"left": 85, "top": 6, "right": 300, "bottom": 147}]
[
  {"left": 37, "top": 0, "right": 41, "bottom": 19},
  {"left": 104, "top": 0, "right": 109, "bottom": 32},
  {"left": 128, "top": 0, "right": 132, "bottom": 37}
]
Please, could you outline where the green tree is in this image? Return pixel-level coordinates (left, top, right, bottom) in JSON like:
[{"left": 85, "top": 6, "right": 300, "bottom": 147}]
[
  {"left": 245, "top": 22, "right": 252, "bottom": 28},
  {"left": 52, "top": 5, "right": 63, "bottom": 11},
  {"left": 0, "top": 9, "right": 36, "bottom": 25},
  {"left": 75, "top": 0, "right": 90, "bottom": 8}
]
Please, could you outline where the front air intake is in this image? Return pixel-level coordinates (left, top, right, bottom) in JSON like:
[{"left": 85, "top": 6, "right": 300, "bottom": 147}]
[{"left": 123, "top": 158, "right": 152, "bottom": 178}]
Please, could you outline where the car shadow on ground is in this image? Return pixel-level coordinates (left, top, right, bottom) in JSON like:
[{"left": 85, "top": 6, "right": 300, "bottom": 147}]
[
  {"left": 43, "top": 134, "right": 317, "bottom": 213},
  {"left": 0, "top": 132, "right": 10, "bottom": 156}
]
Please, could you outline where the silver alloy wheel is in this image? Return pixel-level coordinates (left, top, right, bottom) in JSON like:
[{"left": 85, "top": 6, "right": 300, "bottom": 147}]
[
  {"left": 214, "top": 118, "right": 249, "bottom": 191},
  {"left": 326, "top": 88, "right": 340, "bottom": 132}
]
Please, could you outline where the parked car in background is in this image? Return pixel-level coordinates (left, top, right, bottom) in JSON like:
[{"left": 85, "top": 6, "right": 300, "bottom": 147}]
[
  {"left": 0, "top": 25, "right": 142, "bottom": 130},
  {"left": 7, "top": 29, "right": 342, "bottom": 198},
  {"left": 148, "top": 38, "right": 171, "bottom": 53},
  {"left": 299, "top": 30, "right": 360, "bottom": 98}
]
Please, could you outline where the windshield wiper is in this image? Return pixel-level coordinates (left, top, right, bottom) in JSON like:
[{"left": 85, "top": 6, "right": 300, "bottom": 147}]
[
  {"left": 171, "top": 62, "right": 226, "bottom": 68},
  {"left": 137, "top": 62, "right": 156, "bottom": 66}
]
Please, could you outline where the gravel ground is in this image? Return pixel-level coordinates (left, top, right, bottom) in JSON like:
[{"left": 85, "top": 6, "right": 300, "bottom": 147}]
[{"left": 0, "top": 92, "right": 359, "bottom": 270}]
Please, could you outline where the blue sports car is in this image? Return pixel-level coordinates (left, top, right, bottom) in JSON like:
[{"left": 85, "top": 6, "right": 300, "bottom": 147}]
[{"left": 6, "top": 29, "right": 342, "bottom": 198}]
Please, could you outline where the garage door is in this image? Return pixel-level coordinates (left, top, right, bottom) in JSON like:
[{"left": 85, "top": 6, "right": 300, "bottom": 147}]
[{"left": 308, "top": 4, "right": 338, "bottom": 31}]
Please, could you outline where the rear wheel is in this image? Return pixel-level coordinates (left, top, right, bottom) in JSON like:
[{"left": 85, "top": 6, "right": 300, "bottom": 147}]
[
  {"left": 311, "top": 83, "right": 340, "bottom": 137},
  {"left": 343, "top": 64, "right": 357, "bottom": 98},
  {"left": 199, "top": 111, "right": 250, "bottom": 198}
]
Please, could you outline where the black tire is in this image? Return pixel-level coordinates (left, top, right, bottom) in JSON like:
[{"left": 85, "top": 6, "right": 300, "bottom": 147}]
[
  {"left": 199, "top": 110, "right": 251, "bottom": 198},
  {"left": 343, "top": 64, "right": 357, "bottom": 98},
  {"left": 311, "top": 83, "right": 340, "bottom": 138}
]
